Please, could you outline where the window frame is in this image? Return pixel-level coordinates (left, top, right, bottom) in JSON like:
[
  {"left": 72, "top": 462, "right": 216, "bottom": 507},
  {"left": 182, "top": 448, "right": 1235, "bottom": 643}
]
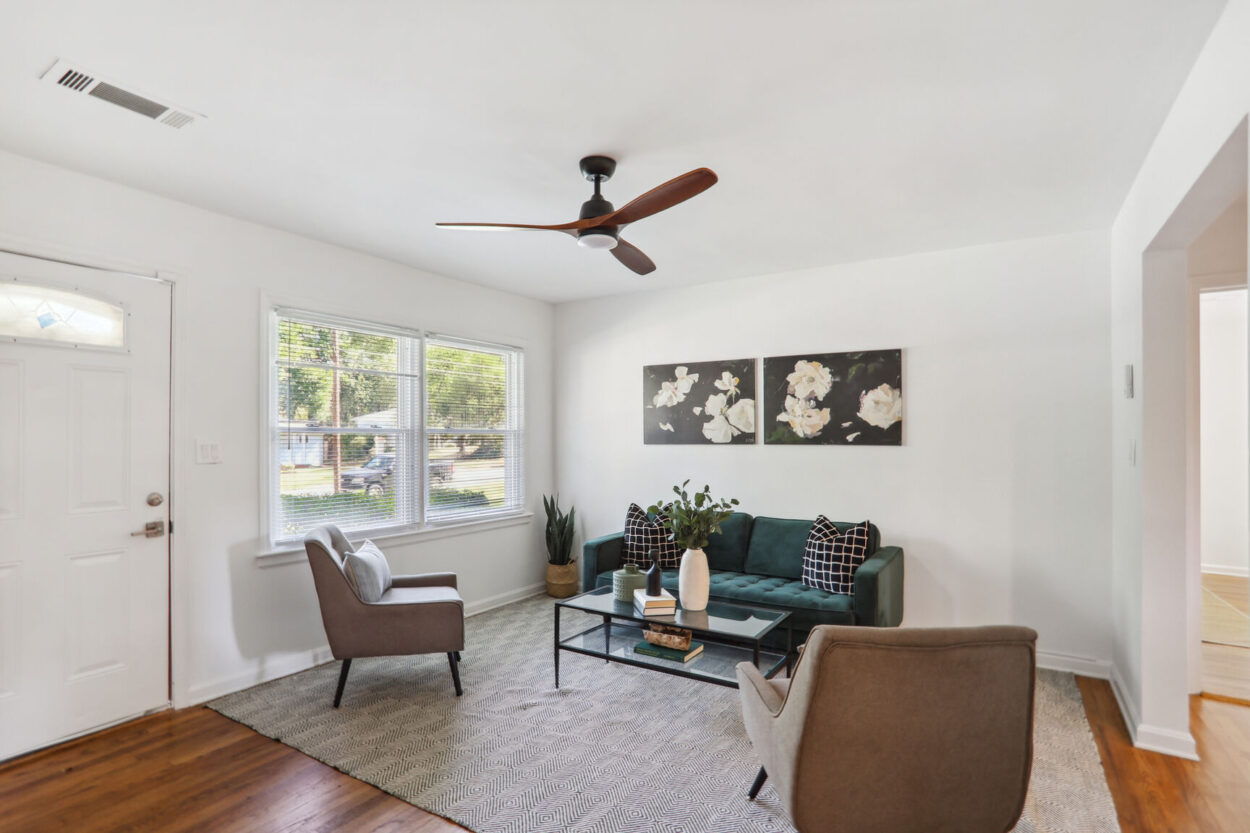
[{"left": 263, "top": 305, "right": 525, "bottom": 548}]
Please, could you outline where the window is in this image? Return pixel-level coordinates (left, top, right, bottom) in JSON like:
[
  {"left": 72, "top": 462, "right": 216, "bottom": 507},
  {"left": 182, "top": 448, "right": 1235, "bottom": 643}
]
[
  {"left": 269, "top": 309, "right": 523, "bottom": 545},
  {"left": 0, "top": 278, "right": 126, "bottom": 348},
  {"left": 425, "top": 337, "right": 524, "bottom": 522}
]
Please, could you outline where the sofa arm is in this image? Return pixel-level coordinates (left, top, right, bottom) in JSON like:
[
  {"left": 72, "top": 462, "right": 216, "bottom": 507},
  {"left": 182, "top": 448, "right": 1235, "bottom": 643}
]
[
  {"left": 582, "top": 532, "right": 624, "bottom": 591},
  {"left": 853, "top": 545, "right": 904, "bottom": 626}
]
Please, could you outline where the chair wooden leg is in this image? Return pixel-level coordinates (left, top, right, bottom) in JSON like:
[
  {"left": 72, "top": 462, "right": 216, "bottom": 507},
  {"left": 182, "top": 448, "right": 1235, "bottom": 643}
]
[
  {"left": 454, "top": 651, "right": 461, "bottom": 662},
  {"left": 448, "top": 652, "right": 463, "bottom": 697},
  {"left": 748, "top": 766, "right": 767, "bottom": 800},
  {"left": 333, "top": 658, "right": 352, "bottom": 708}
]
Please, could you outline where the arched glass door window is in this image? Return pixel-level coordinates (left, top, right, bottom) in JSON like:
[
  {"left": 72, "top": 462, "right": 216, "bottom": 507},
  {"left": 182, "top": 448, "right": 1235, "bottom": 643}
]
[{"left": 0, "top": 278, "right": 126, "bottom": 349}]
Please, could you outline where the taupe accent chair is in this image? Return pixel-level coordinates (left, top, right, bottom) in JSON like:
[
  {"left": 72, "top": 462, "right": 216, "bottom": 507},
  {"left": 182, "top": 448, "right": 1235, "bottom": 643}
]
[
  {"left": 304, "top": 525, "right": 465, "bottom": 707},
  {"left": 737, "top": 624, "right": 1037, "bottom": 833}
]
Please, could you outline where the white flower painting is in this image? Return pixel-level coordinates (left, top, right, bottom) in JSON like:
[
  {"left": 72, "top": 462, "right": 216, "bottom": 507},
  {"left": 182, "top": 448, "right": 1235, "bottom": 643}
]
[
  {"left": 651, "top": 365, "right": 698, "bottom": 408},
  {"left": 857, "top": 383, "right": 903, "bottom": 429},
  {"left": 763, "top": 349, "right": 902, "bottom": 445},
  {"left": 643, "top": 359, "right": 756, "bottom": 445}
]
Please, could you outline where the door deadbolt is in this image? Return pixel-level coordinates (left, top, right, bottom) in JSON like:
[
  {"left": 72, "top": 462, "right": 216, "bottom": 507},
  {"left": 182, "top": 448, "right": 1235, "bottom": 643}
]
[{"left": 146, "top": 492, "right": 164, "bottom": 507}]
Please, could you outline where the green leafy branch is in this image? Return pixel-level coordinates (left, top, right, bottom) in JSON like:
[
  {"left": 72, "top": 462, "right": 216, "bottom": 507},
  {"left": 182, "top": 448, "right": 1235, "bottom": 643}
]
[{"left": 648, "top": 479, "right": 739, "bottom": 550}]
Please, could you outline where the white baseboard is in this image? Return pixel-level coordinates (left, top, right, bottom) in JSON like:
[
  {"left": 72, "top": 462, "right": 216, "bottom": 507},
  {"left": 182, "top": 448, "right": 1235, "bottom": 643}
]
[
  {"left": 1105, "top": 663, "right": 1199, "bottom": 761},
  {"left": 465, "top": 582, "right": 546, "bottom": 617},
  {"left": 183, "top": 646, "right": 336, "bottom": 707},
  {"left": 181, "top": 584, "right": 545, "bottom": 707},
  {"left": 1037, "top": 650, "right": 1111, "bottom": 679},
  {"left": 1201, "top": 564, "right": 1249, "bottom": 578},
  {"left": 1134, "top": 724, "right": 1200, "bottom": 760},
  {"left": 1109, "top": 663, "right": 1141, "bottom": 740}
]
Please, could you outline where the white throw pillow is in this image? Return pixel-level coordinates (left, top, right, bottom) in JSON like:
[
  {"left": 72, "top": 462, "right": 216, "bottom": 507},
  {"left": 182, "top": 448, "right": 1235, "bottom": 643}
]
[{"left": 345, "top": 540, "right": 392, "bottom": 603}]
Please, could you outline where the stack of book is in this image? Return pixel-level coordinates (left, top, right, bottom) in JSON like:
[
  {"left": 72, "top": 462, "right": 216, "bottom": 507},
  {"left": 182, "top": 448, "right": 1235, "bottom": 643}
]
[
  {"left": 633, "top": 588, "right": 677, "bottom": 617},
  {"left": 633, "top": 639, "right": 705, "bottom": 663}
]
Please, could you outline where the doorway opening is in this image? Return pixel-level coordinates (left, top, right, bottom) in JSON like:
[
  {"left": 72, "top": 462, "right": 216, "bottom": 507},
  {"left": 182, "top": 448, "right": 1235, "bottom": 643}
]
[{"left": 1192, "top": 194, "right": 1250, "bottom": 702}]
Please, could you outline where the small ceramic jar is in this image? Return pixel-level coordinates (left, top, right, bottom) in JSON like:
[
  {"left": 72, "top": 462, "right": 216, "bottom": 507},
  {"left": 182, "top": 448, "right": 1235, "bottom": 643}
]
[{"left": 613, "top": 563, "right": 648, "bottom": 601}]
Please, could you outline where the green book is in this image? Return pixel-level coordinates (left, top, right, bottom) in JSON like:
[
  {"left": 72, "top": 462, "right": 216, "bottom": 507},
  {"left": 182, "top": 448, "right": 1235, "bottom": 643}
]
[{"left": 633, "top": 639, "right": 704, "bottom": 663}]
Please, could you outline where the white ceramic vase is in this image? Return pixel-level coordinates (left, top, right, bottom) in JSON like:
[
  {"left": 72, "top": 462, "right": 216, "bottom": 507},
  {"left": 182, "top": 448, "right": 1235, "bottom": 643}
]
[{"left": 678, "top": 547, "right": 710, "bottom": 611}]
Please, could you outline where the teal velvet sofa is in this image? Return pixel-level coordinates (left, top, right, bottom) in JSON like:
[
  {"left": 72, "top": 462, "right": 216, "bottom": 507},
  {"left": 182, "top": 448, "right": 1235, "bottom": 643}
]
[{"left": 581, "top": 513, "right": 903, "bottom": 641}]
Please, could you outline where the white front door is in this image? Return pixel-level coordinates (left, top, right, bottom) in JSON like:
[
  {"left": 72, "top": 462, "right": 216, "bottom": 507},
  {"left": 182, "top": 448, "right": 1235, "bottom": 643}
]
[{"left": 0, "top": 251, "right": 171, "bottom": 760}]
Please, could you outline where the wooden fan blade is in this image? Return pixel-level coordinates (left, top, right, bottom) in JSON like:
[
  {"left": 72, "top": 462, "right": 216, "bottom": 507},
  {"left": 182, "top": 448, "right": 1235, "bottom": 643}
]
[
  {"left": 597, "top": 168, "right": 718, "bottom": 227},
  {"left": 611, "top": 238, "right": 656, "bottom": 275},
  {"left": 436, "top": 222, "right": 578, "bottom": 236}
]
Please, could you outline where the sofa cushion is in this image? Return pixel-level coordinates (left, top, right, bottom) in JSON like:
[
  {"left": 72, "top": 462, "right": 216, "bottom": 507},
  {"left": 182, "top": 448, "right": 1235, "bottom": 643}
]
[
  {"left": 705, "top": 512, "right": 753, "bottom": 572},
  {"left": 593, "top": 569, "right": 855, "bottom": 630},
  {"left": 623, "top": 503, "right": 682, "bottom": 568},
  {"left": 801, "top": 517, "right": 872, "bottom": 595},
  {"left": 744, "top": 517, "right": 814, "bottom": 579},
  {"left": 708, "top": 572, "right": 852, "bottom": 614}
]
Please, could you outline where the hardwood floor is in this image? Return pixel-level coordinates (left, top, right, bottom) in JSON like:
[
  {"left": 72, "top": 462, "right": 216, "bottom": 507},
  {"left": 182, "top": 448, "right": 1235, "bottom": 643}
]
[
  {"left": 1202, "top": 573, "right": 1249, "bottom": 646},
  {"left": 1201, "top": 573, "right": 1250, "bottom": 702},
  {"left": 1202, "top": 642, "right": 1250, "bottom": 703},
  {"left": 1078, "top": 677, "right": 1250, "bottom": 832},
  {"left": 0, "top": 707, "right": 464, "bottom": 833},
  {"left": 2, "top": 683, "right": 1248, "bottom": 832}
]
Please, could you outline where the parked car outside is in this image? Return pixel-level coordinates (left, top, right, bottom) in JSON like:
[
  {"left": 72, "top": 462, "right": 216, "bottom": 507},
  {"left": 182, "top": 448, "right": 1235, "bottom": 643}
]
[
  {"left": 340, "top": 454, "right": 394, "bottom": 496},
  {"left": 339, "top": 453, "right": 453, "bottom": 496}
]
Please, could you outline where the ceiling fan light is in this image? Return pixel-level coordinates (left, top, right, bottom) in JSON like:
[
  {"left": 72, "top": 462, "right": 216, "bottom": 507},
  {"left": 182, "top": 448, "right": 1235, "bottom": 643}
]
[{"left": 577, "top": 230, "right": 619, "bottom": 250}]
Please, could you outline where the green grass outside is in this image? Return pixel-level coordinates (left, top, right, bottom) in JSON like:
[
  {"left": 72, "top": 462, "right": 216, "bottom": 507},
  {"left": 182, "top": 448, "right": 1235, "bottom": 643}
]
[
  {"left": 281, "top": 466, "right": 334, "bottom": 492},
  {"left": 279, "top": 486, "right": 502, "bottom": 537}
]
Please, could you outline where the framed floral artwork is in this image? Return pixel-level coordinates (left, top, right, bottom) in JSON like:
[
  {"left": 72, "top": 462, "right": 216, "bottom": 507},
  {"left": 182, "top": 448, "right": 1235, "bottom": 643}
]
[
  {"left": 643, "top": 358, "right": 756, "bottom": 444},
  {"left": 763, "top": 349, "right": 902, "bottom": 445}
]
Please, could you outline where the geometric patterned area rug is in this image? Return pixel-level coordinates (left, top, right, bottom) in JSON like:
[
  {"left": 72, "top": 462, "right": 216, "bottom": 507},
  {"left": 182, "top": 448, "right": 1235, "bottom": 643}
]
[{"left": 209, "top": 595, "right": 1120, "bottom": 833}]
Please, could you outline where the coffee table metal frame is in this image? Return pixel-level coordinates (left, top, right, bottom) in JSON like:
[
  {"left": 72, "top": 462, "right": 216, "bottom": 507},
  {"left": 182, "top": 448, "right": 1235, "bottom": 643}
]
[{"left": 553, "top": 587, "right": 793, "bottom": 689}]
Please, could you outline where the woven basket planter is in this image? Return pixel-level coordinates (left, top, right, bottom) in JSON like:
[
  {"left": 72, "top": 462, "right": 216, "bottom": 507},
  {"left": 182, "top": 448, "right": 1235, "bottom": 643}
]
[{"left": 546, "top": 562, "right": 579, "bottom": 598}]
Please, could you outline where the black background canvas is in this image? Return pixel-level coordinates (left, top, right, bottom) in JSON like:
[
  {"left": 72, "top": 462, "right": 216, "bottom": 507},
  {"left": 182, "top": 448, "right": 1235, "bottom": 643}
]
[
  {"left": 643, "top": 358, "right": 756, "bottom": 445},
  {"left": 763, "top": 349, "right": 902, "bottom": 445}
]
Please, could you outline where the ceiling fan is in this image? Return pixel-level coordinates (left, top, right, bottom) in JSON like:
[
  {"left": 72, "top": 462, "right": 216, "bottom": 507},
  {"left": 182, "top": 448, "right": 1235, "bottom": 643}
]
[{"left": 436, "top": 156, "right": 718, "bottom": 275}]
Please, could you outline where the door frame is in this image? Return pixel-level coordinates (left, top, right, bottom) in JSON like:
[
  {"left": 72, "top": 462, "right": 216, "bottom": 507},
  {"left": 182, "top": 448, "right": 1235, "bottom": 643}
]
[
  {"left": 1136, "top": 119, "right": 1248, "bottom": 759},
  {"left": 0, "top": 233, "right": 177, "bottom": 724}
]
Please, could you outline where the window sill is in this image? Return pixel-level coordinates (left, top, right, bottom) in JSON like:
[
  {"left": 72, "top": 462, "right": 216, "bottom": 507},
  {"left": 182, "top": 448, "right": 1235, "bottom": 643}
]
[{"left": 256, "top": 511, "right": 535, "bottom": 568}]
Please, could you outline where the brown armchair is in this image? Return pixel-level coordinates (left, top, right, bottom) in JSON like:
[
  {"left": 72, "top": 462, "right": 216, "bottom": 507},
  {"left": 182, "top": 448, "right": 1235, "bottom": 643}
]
[
  {"left": 304, "top": 525, "right": 465, "bottom": 707},
  {"left": 737, "top": 624, "right": 1037, "bottom": 833}
]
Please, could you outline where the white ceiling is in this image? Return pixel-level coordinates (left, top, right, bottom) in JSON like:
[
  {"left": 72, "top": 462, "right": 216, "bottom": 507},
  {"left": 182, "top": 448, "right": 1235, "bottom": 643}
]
[{"left": 0, "top": 1, "right": 1228, "bottom": 302}]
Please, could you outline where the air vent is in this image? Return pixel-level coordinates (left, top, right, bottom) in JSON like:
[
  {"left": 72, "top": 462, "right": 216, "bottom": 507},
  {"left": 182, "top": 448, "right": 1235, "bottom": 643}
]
[
  {"left": 41, "top": 59, "right": 204, "bottom": 129},
  {"left": 56, "top": 69, "right": 94, "bottom": 91}
]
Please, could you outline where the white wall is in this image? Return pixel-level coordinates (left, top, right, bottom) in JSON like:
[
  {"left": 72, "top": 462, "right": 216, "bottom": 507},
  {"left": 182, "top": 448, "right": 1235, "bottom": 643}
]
[
  {"left": 1110, "top": 0, "right": 1250, "bottom": 758},
  {"left": 555, "top": 230, "right": 1112, "bottom": 672},
  {"left": 1189, "top": 195, "right": 1248, "bottom": 276},
  {"left": 1200, "top": 289, "right": 1249, "bottom": 575},
  {"left": 0, "top": 148, "right": 555, "bottom": 706}
]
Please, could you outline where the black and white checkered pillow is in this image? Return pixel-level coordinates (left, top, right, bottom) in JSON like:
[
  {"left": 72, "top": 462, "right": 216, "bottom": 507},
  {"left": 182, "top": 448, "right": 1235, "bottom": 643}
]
[
  {"left": 801, "top": 517, "right": 872, "bottom": 595},
  {"left": 623, "top": 503, "right": 683, "bottom": 568}
]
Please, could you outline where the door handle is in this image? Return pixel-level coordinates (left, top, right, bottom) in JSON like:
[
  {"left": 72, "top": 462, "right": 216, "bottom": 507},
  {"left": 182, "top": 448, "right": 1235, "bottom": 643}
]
[{"left": 131, "top": 521, "right": 166, "bottom": 538}]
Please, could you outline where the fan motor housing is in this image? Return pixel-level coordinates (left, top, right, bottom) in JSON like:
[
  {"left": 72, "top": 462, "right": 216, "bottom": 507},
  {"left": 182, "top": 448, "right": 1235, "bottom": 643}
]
[{"left": 579, "top": 194, "right": 614, "bottom": 221}]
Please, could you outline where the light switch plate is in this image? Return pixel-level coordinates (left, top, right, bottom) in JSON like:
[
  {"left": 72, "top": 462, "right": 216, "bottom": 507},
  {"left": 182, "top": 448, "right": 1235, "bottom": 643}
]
[{"left": 195, "top": 438, "right": 222, "bottom": 464}]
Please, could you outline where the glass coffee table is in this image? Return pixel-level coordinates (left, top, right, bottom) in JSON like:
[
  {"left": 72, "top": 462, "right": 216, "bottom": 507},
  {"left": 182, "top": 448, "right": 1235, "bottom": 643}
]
[{"left": 554, "top": 586, "right": 792, "bottom": 689}]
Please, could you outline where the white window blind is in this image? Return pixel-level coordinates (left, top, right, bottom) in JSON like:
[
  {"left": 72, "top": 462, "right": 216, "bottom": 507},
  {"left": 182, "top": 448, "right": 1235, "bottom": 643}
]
[
  {"left": 269, "top": 310, "right": 524, "bottom": 545},
  {"left": 425, "top": 336, "right": 524, "bottom": 521}
]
